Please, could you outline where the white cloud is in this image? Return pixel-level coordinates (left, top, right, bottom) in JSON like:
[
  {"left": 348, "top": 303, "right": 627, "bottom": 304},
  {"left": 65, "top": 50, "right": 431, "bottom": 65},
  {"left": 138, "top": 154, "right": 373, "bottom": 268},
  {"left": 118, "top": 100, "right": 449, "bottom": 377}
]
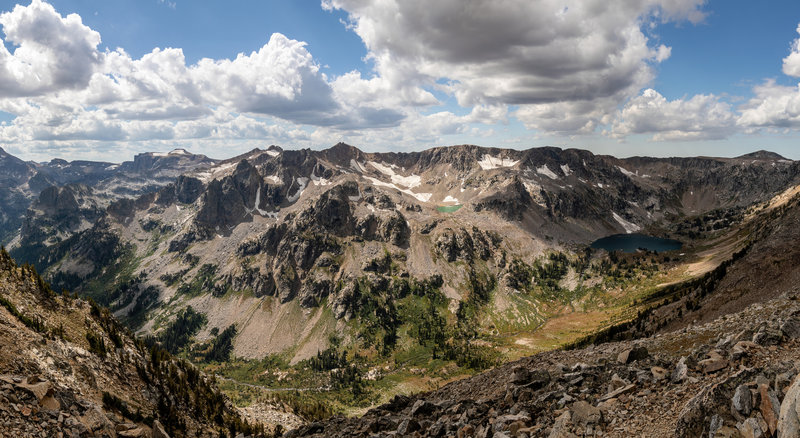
[
  {"left": 323, "top": 0, "right": 704, "bottom": 135},
  {"left": 0, "top": 0, "right": 102, "bottom": 97},
  {"left": 610, "top": 89, "right": 736, "bottom": 141},
  {"left": 16, "top": 0, "right": 800, "bottom": 160},
  {"left": 737, "top": 80, "right": 800, "bottom": 130},
  {"left": 782, "top": 23, "right": 800, "bottom": 77}
]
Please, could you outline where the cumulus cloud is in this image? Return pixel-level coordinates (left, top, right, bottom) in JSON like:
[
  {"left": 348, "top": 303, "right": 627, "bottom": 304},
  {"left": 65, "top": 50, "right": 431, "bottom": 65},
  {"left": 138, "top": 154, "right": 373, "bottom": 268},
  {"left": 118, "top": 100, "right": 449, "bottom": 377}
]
[
  {"left": 0, "top": 0, "right": 102, "bottom": 97},
  {"left": 21, "top": 0, "right": 800, "bottom": 159},
  {"left": 0, "top": 1, "right": 414, "bottom": 155},
  {"left": 735, "top": 22, "right": 800, "bottom": 132},
  {"left": 323, "top": 0, "right": 706, "bottom": 132},
  {"left": 782, "top": 24, "right": 800, "bottom": 77},
  {"left": 610, "top": 89, "right": 736, "bottom": 141},
  {"left": 737, "top": 80, "right": 800, "bottom": 130}
]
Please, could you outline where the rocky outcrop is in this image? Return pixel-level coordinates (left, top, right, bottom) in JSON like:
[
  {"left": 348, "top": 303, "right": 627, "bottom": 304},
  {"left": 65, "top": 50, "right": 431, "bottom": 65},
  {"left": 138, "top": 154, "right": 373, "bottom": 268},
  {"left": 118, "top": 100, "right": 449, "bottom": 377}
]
[
  {"left": 195, "top": 160, "right": 264, "bottom": 231},
  {"left": 0, "top": 250, "right": 261, "bottom": 437},
  {"left": 355, "top": 211, "right": 411, "bottom": 247},
  {"left": 435, "top": 226, "right": 501, "bottom": 263},
  {"left": 473, "top": 177, "right": 534, "bottom": 221}
]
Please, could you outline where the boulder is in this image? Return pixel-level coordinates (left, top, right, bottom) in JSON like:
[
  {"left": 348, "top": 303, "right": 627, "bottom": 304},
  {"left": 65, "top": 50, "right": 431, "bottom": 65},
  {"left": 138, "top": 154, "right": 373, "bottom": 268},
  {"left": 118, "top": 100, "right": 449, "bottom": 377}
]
[
  {"left": 731, "top": 341, "right": 761, "bottom": 361},
  {"left": 737, "top": 418, "right": 766, "bottom": 438},
  {"left": 778, "top": 375, "right": 800, "bottom": 438},
  {"left": 780, "top": 318, "right": 800, "bottom": 339},
  {"left": 152, "top": 419, "right": 170, "bottom": 438},
  {"left": 651, "top": 366, "right": 668, "bottom": 381},
  {"left": 570, "top": 401, "right": 602, "bottom": 427},
  {"left": 731, "top": 384, "right": 752, "bottom": 417},
  {"left": 753, "top": 327, "right": 783, "bottom": 346},
  {"left": 410, "top": 399, "right": 437, "bottom": 416},
  {"left": 672, "top": 357, "right": 689, "bottom": 383},
  {"left": 759, "top": 384, "right": 780, "bottom": 436},
  {"left": 699, "top": 351, "right": 728, "bottom": 374},
  {"left": 617, "top": 346, "right": 649, "bottom": 364}
]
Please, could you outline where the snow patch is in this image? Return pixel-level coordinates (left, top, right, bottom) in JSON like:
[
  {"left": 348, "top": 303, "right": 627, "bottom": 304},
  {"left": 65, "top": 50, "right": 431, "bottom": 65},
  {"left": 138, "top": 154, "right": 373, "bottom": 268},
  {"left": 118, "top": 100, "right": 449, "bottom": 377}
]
[
  {"left": 522, "top": 180, "right": 547, "bottom": 208},
  {"left": 617, "top": 166, "right": 636, "bottom": 177},
  {"left": 253, "top": 186, "right": 272, "bottom": 216},
  {"left": 286, "top": 177, "right": 309, "bottom": 203},
  {"left": 364, "top": 176, "right": 432, "bottom": 203},
  {"left": 368, "top": 161, "right": 421, "bottom": 188},
  {"left": 350, "top": 159, "right": 368, "bottom": 173},
  {"left": 536, "top": 164, "right": 559, "bottom": 180},
  {"left": 612, "top": 212, "right": 641, "bottom": 234},
  {"left": 264, "top": 175, "right": 282, "bottom": 185},
  {"left": 478, "top": 154, "right": 519, "bottom": 170},
  {"left": 560, "top": 164, "right": 572, "bottom": 176},
  {"left": 442, "top": 195, "right": 459, "bottom": 204},
  {"left": 310, "top": 170, "right": 331, "bottom": 186},
  {"left": 197, "top": 161, "right": 237, "bottom": 183},
  {"left": 170, "top": 148, "right": 189, "bottom": 155},
  {"left": 265, "top": 149, "right": 280, "bottom": 157},
  {"left": 348, "top": 187, "right": 362, "bottom": 202}
]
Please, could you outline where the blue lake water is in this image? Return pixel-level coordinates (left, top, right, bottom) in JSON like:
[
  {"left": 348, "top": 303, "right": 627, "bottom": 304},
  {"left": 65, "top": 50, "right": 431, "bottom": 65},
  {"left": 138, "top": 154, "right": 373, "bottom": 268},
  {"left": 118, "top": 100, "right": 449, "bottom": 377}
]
[{"left": 590, "top": 233, "right": 682, "bottom": 253}]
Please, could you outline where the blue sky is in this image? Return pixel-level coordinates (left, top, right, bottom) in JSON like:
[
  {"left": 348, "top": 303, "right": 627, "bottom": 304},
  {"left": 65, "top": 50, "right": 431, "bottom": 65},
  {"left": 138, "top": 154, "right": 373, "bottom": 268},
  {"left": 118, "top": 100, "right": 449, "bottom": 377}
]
[{"left": 1, "top": 0, "right": 800, "bottom": 161}]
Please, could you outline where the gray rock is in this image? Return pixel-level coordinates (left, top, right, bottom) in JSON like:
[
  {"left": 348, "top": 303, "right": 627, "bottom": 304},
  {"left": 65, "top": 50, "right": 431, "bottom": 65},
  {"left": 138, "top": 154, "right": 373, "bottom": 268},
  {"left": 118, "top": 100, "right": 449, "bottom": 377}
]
[
  {"left": 778, "top": 375, "right": 800, "bottom": 438},
  {"left": 548, "top": 411, "right": 574, "bottom": 438},
  {"left": 752, "top": 327, "right": 783, "bottom": 346},
  {"left": 570, "top": 401, "right": 601, "bottom": 426},
  {"left": 699, "top": 351, "right": 728, "bottom": 374},
  {"left": 780, "top": 318, "right": 800, "bottom": 339},
  {"left": 732, "top": 385, "right": 752, "bottom": 417},
  {"left": 617, "top": 346, "right": 649, "bottom": 364},
  {"left": 737, "top": 418, "right": 765, "bottom": 438},
  {"left": 672, "top": 357, "right": 689, "bottom": 383},
  {"left": 152, "top": 419, "right": 170, "bottom": 438},
  {"left": 511, "top": 366, "right": 531, "bottom": 385},
  {"left": 410, "top": 399, "right": 436, "bottom": 417},
  {"left": 396, "top": 418, "right": 420, "bottom": 435}
]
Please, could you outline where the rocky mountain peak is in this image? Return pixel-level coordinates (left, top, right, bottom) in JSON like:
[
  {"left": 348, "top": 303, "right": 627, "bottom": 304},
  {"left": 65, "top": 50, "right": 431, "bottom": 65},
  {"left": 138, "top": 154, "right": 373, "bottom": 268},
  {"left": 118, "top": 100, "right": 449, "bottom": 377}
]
[
  {"left": 737, "top": 150, "right": 788, "bottom": 160},
  {"left": 320, "top": 142, "right": 365, "bottom": 166}
]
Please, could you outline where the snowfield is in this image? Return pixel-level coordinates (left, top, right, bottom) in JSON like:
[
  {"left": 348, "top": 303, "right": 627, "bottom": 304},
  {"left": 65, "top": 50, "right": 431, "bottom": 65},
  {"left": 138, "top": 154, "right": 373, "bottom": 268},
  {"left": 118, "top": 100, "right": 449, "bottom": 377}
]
[
  {"left": 364, "top": 176, "right": 432, "bottom": 203},
  {"left": 478, "top": 154, "right": 519, "bottom": 170},
  {"left": 612, "top": 212, "right": 641, "bottom": 234},
  {"left": 286, "top": 177, "right": 309, "bottom": 203},
  {"left": 442, "top": 195, "right": 459, "bottom": 204},
  {"left": 368, "top": 161, "right": 422, "bottom": 188},
  {"left": 537, "top": 164, "right": 559, "bottom": 180}
]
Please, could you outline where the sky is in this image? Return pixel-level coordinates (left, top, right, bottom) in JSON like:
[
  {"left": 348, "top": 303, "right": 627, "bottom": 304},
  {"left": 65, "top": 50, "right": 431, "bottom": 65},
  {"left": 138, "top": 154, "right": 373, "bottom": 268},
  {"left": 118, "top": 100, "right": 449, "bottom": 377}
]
[{"left": 1, "top": 0, "right": 800, "bottom": 162}]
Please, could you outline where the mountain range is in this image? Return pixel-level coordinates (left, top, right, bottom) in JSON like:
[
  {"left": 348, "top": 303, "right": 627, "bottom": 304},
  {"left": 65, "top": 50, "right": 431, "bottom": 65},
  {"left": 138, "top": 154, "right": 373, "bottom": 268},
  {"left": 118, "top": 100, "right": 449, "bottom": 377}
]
[{"left": 2, "top": 143, "right": 800, "bottom": 436}]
